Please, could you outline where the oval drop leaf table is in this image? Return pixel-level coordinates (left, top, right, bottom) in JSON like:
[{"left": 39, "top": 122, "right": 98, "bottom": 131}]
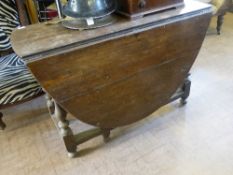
[{"left": 11, "top": 0, "right": 212, "bottom": 157}]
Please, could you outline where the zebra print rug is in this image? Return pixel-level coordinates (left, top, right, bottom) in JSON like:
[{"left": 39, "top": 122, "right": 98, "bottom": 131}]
[{"left": 0, "top": 53, "right": 43, "bottom": 106}]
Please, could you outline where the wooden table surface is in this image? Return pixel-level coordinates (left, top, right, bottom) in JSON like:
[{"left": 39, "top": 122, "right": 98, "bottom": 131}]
[
  {"left": 11, "top": 0, "right": 211, "bottom": 62},
  {"left": 11, "top": 1, "right": 212, "bottom": 128}
]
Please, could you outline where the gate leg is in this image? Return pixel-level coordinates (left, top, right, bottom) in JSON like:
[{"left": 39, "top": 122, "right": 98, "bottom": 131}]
[
  {"left": 180, "top": 77, "right": 191, "bottom": 105},
  {"left": 54, "top": 102, "right": 77, "bottom": 158}
]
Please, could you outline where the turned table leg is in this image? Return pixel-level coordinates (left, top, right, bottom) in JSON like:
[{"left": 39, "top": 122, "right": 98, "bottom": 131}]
[
  {"left": 54, "top": 102, "right": 77, "bottom": 158},
  {"left": 217, "top": 14, "right": 225, "bottom": 35},
  {"left": 169, "top": 74, "right": 191, "bottom": 105},
  {"left": 48, "top": 96, "right": 113, "bottom": 158},
  {"left": 101, "top": 128, "right": 111, "bottom": 142},
  {"left": 180, "top": 76, "right": 191, "bottom": 105},
  {"left": 0, "top": 112, "right": 6, "bottom": 130},
  {"left": 45, "top": 94, "right": 55, "bottom": 115}
]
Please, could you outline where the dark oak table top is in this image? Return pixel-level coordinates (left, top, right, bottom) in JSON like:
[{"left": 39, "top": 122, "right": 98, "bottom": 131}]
[
  {"left": 10, "top": 1, "right": 212, "bottom": 128},
  {"left": 11, "top": 0, "right": 211, "bottom": 62}
]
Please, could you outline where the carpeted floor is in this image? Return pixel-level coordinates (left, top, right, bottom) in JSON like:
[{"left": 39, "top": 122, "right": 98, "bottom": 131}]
[{"left": 0, "top": 12, "right": 233, "bottom": 175}]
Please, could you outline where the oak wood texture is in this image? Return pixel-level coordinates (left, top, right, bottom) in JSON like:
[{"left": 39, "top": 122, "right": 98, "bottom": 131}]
[
  {"left": 11, "top": 1, "right": 212, "bottom": 129},
  {"left": 116, "top": 0, "right": 184, "bottom": 18},
  {"left": 11, "top": 0, "right": 211, "bottom": 61}
]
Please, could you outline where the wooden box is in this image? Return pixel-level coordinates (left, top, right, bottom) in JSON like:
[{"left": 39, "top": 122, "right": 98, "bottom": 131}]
[{"left": 117, "top": 0, "right": 184, "bottom": 18}]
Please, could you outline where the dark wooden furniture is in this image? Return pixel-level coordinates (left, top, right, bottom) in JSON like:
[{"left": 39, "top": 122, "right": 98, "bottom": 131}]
[
  {"left": 15, "top": 0, "right": 30, "bottom": 26},
  {"left": 11, "top": 0, "right": 212, "bottom": 157},
  {"left": 215, "top": 0, "right": 232, "bottom": 34},
  {"left": 198, "top": 0, "right": 232, "bottom": 34},
  {"left": 117, "top": 0, "right": 184, "bottom": 18}
]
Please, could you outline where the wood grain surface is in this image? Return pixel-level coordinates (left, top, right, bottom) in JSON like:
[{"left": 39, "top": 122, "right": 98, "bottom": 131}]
[
  {"left": 11, "top": 0, "right": 211, "bottom": 61},
  {"left": 10, "top": 1, "right": 212, "bottom": 128},
  {"left": 26, "top": 13, "right": 211, "bottom": 128},
  {"left": 117, "top": 0, "right": 184, "bottom": 16}
]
